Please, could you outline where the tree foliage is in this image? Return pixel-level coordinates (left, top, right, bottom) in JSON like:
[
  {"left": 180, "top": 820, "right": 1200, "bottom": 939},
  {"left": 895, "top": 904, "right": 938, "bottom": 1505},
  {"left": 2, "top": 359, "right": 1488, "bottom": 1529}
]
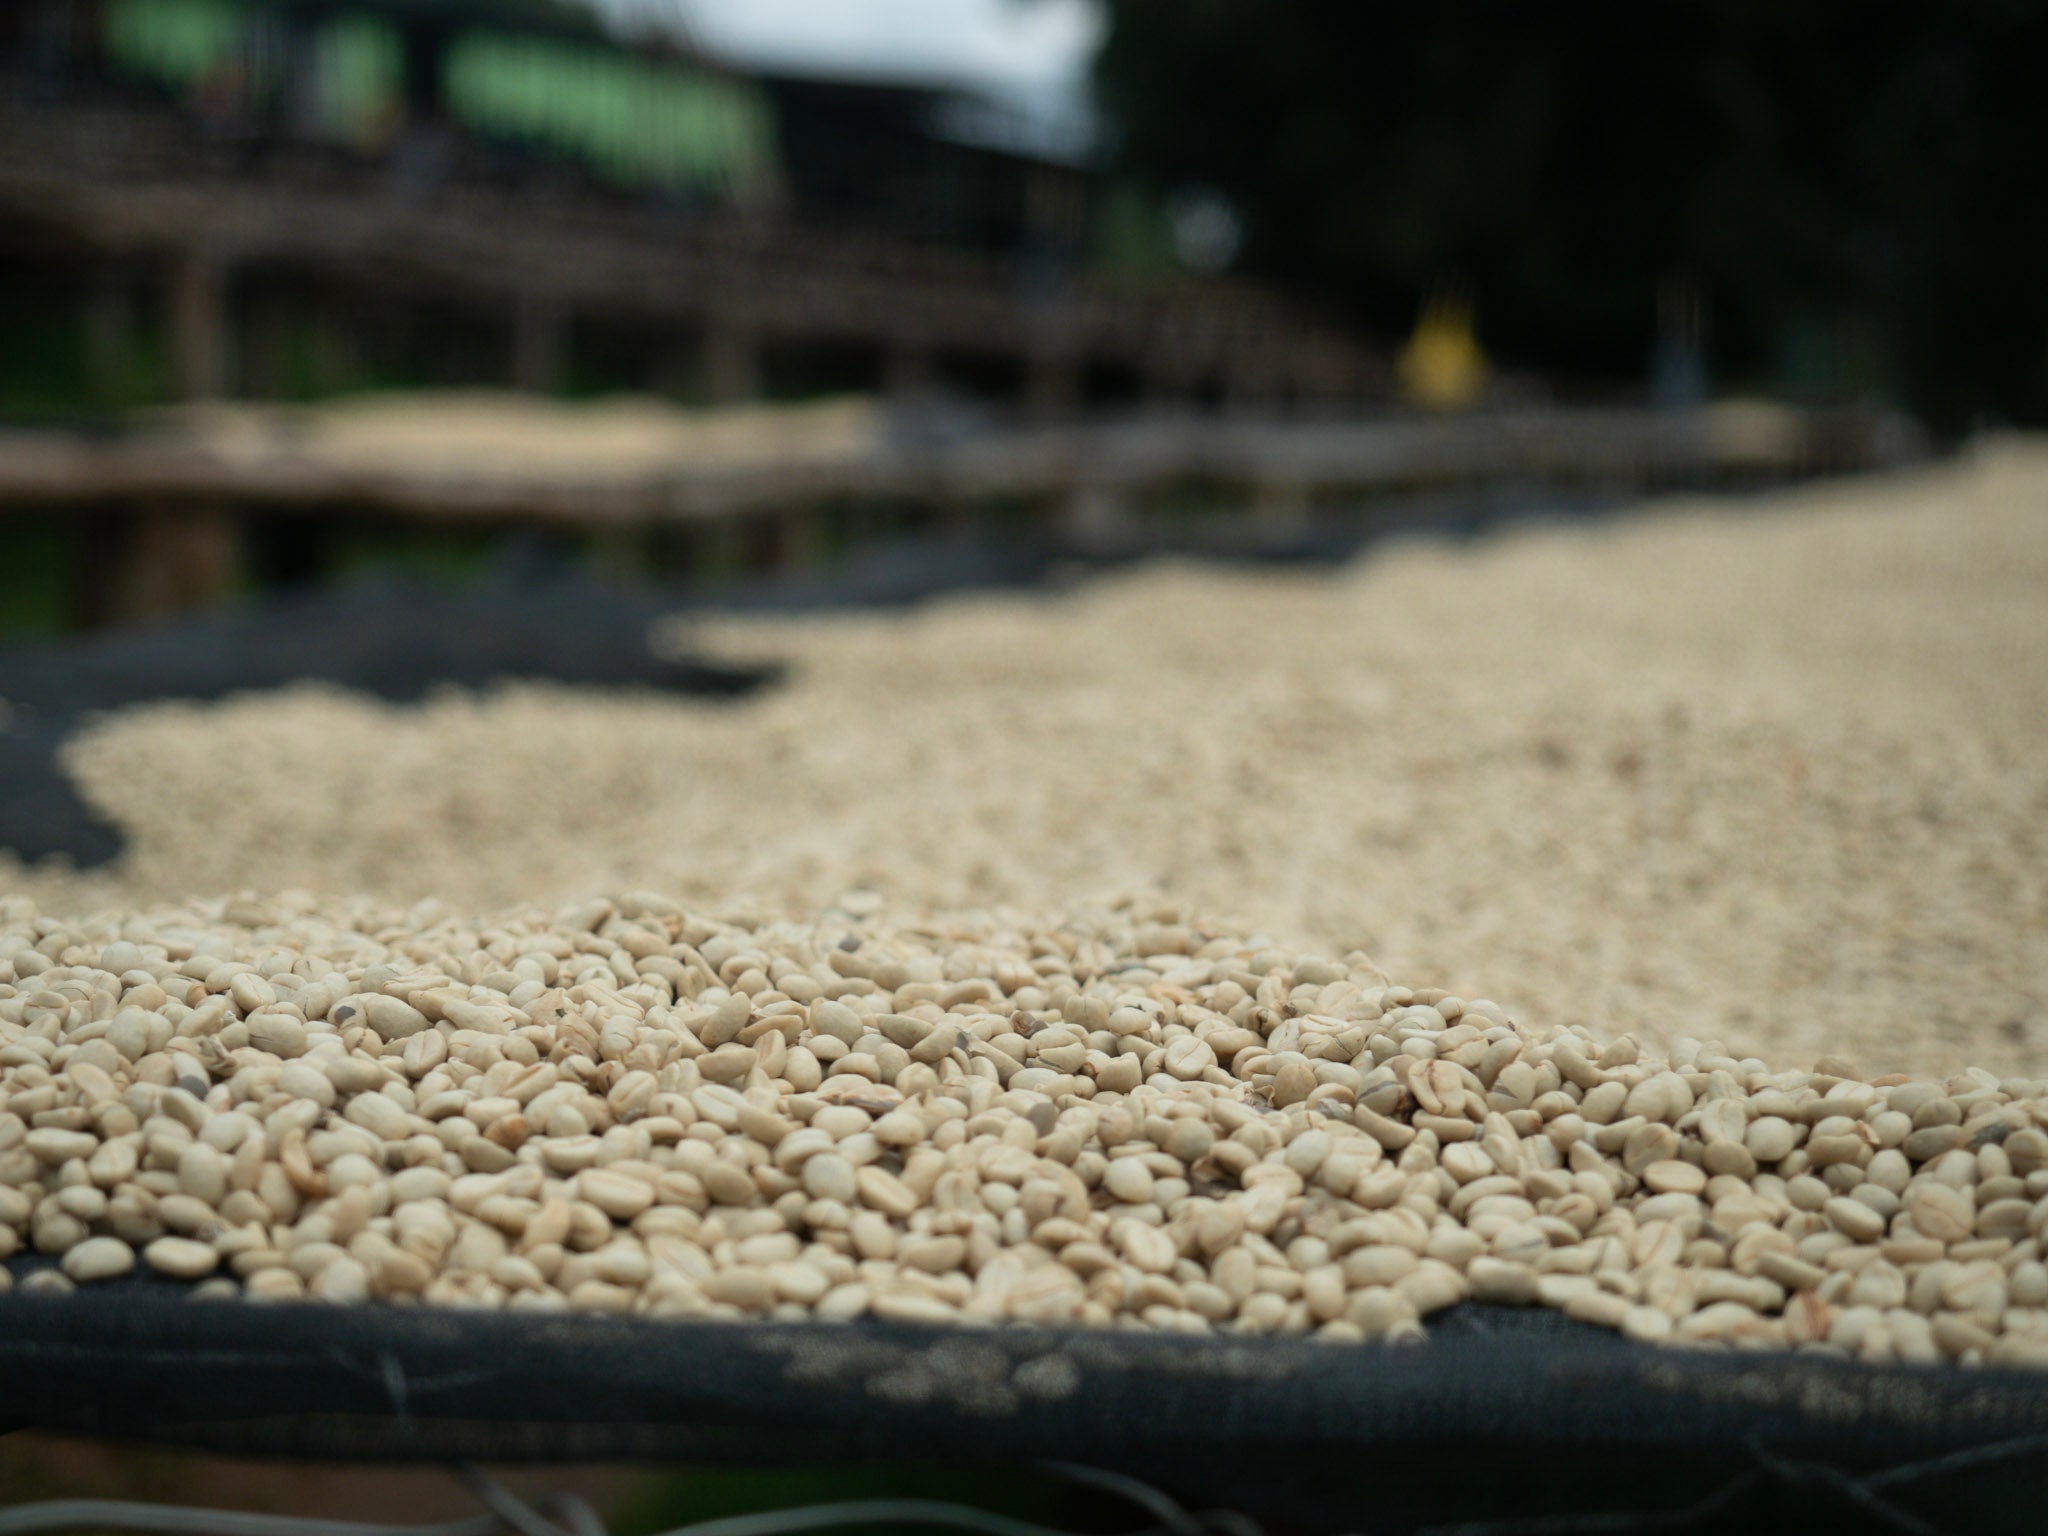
[{"left": 1096, "top": 1, "right": 2048, "bottom": 425}]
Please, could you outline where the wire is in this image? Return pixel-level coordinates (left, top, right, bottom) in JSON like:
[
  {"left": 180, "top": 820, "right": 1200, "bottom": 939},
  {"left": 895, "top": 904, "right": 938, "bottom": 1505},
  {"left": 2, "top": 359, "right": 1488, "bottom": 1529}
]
[
  {"left": 1412, "top": 1471, "right": 1765, "bottom": 1536},
  {"left": 1865, "top": 1428, "right": 2048, "bottom": 1489},
  {"left": 1743, "top": 1444, "right": 1950, "bottom": 1536},
  {"left": 455, "top": 1466, "right": 576, "bottom": 1536},
  {"left": 1036, "top": 1462, "right": 1206, "bottom": 1536},
  {"left": 0, "top": 1460, "right": 1240, "bottom": 1536},
  {"left": 0, "top": 1483, "right": 1179, "bottom": 1536},
  {"left": 637, "top": 1500, "right": 1162, "bottom": 1536},
  {"left": 0, "top": 1493, "right": 1186, "bottom": 1536},
  {"left": 0, "top": 1504, "right": 505, "bottom": 1536},
  {"left": 549, "top": 1496, "right": 609, "bottom": 1536}
]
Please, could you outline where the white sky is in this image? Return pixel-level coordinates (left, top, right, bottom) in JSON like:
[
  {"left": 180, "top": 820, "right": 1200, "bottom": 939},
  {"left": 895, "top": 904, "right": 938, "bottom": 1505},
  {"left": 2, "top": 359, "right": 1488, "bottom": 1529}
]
[{"left": 587, "top": 0, "right": 1105, "bottom": 101}]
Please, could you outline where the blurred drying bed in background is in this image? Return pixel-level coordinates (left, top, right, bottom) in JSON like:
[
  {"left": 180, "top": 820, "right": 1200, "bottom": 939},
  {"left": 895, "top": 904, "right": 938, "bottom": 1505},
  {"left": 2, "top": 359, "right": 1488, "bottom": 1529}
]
[
  {"left": 5, "top": 442, "right": 2045, "bottom": 1081},
  {"left": 131, "top": 392, "right": 884, "bottom": 487}
]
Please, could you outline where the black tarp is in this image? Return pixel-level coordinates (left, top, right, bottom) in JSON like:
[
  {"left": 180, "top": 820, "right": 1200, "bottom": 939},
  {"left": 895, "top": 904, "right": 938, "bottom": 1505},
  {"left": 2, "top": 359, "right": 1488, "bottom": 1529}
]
[{"left": 0, "top": 571, "right": 778, "bottom": 870}]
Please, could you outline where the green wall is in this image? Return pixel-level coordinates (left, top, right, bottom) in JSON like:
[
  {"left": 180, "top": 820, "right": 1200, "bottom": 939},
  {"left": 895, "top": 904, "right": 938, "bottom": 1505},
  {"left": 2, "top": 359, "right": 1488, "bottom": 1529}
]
[{"left": 99, "top": 0, "right": 778, "bottom": 198}]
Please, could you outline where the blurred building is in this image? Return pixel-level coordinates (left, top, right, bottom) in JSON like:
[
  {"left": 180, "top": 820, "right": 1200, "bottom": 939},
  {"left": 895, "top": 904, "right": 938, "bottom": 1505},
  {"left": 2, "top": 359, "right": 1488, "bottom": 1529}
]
[{"left": 0, "top": 0, "right": 1376, "bottom": 418}]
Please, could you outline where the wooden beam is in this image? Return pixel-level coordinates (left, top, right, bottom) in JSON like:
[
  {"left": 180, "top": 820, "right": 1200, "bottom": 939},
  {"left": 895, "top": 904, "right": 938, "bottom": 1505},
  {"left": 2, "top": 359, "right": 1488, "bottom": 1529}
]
[{"left": 0, "top": 406, "right": 1927, "bottom": 534}]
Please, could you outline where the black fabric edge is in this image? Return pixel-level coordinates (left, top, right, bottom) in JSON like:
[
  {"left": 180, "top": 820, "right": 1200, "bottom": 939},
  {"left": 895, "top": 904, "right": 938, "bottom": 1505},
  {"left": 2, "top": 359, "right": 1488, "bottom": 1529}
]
[{"left": 4, "top": 1288, "right": 2046, "bottom": 1467}]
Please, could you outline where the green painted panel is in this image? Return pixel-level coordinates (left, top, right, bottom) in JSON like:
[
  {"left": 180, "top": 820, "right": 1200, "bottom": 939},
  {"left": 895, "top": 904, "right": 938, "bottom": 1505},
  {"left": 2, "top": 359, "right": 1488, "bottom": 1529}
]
[
  {"left": 315, "top": 14, "right": 404, "bottom": 144},
  {"left": 98, "top": 0, "right": 778, "bottom": 198},
  {"left": 444, "top": 30, "right": 777, "bottom": 198},
  {"left": 103, "top": 0, "right": 250, "bottom": 90}
]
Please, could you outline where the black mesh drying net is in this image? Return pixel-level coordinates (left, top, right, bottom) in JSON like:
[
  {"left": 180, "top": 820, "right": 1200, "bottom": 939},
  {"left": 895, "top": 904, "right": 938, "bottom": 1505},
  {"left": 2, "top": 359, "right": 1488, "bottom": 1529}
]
[{"left": 5, "top": 1267, "right": 2048, "bottom": 1536}]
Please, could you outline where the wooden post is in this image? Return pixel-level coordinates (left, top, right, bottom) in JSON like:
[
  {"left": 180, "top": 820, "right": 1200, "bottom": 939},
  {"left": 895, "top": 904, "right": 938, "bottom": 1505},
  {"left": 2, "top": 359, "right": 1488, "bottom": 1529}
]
[
  {"left": 84, "top": 264, "right": 136, "bottom": 405},
  {"left": 94, "top": 503, "right": 239, "bottom": 627},
  {"left": 932, "top": 492, "right": 976, "bottom": 542},
  {"left": 126, "top": 247, "right": 240, "bottom": 623},
  {"left": 1025, "top": 347, "right": 1081, "bottom": 420},
  {"left": 650, "top": 341, "right": 697, "bottom": 401},
  {"left": 1139, "top": 355, "right": 1197, "bottom": 415},
  {"left": 591, "top": 523, "right": 650, "bottom": 582},
  {"left": 734, "top": 512, "right": 778, "bottom": 573},
  {"left": 696, "top": 515, "right": 748, "bottom": 581},
  {"left": 883, "top": 342, "right": 938, "bottom": 403},
  {"left": 512, "top": 291, "right": 567, "bottom": 394},
  {"left": 1250, "top": 477, "right": 1312, "bottom": 536},
  {"left": 770, "top": 506, "right": 821, "bottom": 572},
  {"left": 1057, "top": 483, "right": 1136, "bottom": 551},
  {"left": 311, "top": 304, "right": 364, "bottom": 394},
  {"left": 1224, "top": 348, "right": 1280, "bottom": 418},
  {"left": 704, "top": 320, "right": 762, "bottom": 404},
  {"left": 168, "top": 246, "right": 229, "bottom": 401},
  {"left": 240, "top": 288, "right": 290, "bottom": 400}
]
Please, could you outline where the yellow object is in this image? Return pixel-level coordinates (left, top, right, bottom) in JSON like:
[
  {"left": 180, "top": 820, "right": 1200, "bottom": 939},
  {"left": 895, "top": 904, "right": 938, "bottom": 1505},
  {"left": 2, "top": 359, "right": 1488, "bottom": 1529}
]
[{"left": 1398, "top": 294, "right": 1492, "bottom": 411}]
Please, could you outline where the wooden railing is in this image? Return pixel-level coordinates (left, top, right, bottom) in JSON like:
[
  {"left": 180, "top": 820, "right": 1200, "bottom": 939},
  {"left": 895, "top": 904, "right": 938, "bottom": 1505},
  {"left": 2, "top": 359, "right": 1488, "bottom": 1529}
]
[{"left": 0, "top": 89, "right": 1379, "bottom": 406}]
